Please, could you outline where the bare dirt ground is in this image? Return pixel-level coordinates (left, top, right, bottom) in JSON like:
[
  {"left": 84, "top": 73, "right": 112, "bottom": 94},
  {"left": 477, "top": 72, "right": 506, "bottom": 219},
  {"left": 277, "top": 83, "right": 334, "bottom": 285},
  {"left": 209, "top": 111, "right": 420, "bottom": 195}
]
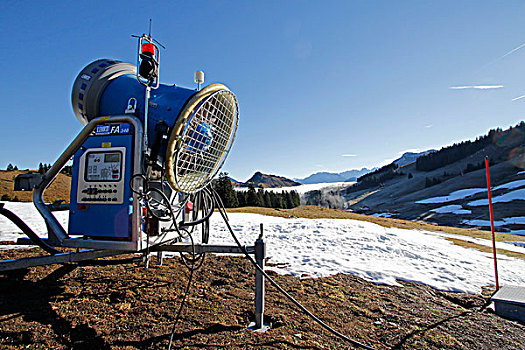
[{"left": 0, "top": 248, "right": 523, "bottom": 350}]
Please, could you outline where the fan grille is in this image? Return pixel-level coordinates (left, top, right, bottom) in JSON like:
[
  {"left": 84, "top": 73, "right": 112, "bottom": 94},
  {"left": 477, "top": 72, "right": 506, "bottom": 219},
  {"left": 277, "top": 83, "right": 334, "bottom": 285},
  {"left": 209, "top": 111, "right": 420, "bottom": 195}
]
[{"left": 171, "top": 89, "right": 238, "bottom": 193}]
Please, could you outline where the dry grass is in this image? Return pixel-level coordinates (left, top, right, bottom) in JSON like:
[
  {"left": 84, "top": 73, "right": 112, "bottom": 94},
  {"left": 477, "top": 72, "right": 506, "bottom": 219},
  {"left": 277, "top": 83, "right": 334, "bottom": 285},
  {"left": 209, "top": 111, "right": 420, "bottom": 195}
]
[
  {"left": 227, "top": 206, "right": 525, "bottom": 259},
  {"left": 0, "top": 170, "right": 71, "bottom": 203}
]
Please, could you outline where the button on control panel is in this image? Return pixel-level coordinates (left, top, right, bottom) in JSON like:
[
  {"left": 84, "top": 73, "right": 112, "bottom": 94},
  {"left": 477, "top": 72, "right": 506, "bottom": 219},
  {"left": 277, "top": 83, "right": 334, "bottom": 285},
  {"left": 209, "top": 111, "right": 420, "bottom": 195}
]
[
  {"left": 79, "top": 183, "right": 123, "bottom": 203},
  {"left": 76, "top": 147, "right": 126, "bottom": 205}
]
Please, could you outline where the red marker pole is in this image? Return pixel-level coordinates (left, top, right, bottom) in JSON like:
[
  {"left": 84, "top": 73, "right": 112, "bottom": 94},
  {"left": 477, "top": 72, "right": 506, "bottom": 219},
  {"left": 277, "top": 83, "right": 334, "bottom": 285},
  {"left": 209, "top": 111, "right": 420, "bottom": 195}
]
[{"left": 485, "top": 157, "right": 499, "bottom": 291}]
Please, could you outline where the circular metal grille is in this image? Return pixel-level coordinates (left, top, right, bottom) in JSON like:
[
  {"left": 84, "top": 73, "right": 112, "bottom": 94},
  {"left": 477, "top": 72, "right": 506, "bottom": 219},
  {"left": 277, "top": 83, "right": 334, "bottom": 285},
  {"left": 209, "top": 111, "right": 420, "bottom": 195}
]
[{"left": 168, "top": 88, "right": 238, "bottom": 193}]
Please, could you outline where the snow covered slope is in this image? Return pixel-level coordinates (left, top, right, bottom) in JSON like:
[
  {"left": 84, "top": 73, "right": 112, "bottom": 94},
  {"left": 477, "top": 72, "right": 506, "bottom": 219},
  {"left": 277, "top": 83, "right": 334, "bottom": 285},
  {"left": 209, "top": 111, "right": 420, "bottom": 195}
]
[{"left": 1, "top": 203, "right": 524, "bottom": 294}]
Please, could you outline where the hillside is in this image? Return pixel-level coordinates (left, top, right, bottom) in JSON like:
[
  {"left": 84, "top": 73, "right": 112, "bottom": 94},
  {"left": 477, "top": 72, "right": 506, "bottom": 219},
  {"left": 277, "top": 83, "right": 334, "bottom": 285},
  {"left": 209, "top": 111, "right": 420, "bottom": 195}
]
[
  {"left": 0, "top": 170, "right": 70, "bottom": 203},
  {"left": 393, "top": 150, "right": 436, "bottom": 167},
  {"left": 344, "top": 122, "right": 525, "bottom": 234},
  {"left": 242, "top": 171, "right": 301, "bottom": 188}
]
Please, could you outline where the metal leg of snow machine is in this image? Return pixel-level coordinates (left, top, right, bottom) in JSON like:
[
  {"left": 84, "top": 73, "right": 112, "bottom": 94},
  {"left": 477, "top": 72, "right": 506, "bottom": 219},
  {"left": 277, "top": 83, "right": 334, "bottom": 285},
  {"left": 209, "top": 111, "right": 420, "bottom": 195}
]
[
  {"left": 152, "top": 236, "right": 269, "bottom": 332},
  {"left": 0, "top": 249, "right": 128, "bottom": 272},
  {"left": 253, "top": 228, "right": 269, "bottom": 331},
  {"left": 0, "top": 230, "right": 269, "bottom": 331},
  {"left": 249, "top": 224, "right": 270, "bottom": 332}
]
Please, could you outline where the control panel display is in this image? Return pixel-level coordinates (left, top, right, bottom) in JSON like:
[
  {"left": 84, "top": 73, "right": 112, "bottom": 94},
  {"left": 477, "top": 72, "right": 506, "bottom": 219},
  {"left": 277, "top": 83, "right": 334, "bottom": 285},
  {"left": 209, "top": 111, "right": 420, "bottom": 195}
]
[
  {"left": 85, "top": 152, "right": 122, "bottom": 181},
  {"left": 76, "top": 147, "right": 126, "bottom": 205}
]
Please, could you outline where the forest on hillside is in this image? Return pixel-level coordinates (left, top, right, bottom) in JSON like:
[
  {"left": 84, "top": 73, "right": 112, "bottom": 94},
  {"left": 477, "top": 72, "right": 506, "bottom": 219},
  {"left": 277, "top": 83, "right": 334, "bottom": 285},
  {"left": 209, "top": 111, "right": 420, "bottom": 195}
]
[{"left": 416, "top": 121, "right": 525, "bottom": 171}]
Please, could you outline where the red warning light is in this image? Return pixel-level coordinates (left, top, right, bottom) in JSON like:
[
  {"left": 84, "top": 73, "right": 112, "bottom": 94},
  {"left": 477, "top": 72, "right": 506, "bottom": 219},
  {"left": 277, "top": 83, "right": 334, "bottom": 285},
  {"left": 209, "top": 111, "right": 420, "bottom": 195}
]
[
  {"left": 185, "top": 201, "right": 193, "bottom": 214},
  {"left": 141, "top": 42, "right": 156, "bottom": 56}
]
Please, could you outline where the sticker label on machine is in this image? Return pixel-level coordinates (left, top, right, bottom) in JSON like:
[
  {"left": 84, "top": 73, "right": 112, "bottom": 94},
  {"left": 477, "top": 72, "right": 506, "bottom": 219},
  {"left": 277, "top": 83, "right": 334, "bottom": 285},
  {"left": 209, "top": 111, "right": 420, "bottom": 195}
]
[
  {"left": 94, "top": 124, "right": 131, "bottom": 135},
  {"left": 77, "top": 147, "right": 126, "bottom": 205}
]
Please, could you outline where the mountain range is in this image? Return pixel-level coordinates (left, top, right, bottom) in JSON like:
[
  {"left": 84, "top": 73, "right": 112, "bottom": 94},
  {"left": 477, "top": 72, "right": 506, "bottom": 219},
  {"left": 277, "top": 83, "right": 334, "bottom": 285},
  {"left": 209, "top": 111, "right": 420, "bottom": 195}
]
[
  {"left": 234, "top": 171, "right": 301, "bottom": 188},
  {"left": 293, "top": 168, "right": 374, "bottom": 184},
  {"left": 230, "top": 150, "right": 435, "bottom": 188}
]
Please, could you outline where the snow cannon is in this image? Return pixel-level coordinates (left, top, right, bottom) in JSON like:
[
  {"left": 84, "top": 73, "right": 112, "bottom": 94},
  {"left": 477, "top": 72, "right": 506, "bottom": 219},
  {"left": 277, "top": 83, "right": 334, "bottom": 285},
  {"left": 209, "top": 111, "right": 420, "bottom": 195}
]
[
  {"left": 1, "top": 30, "right": 271, "bottom": 336},
  {"left": 6, "top": 31, "right": 240, "bottom": 251},
  {"left": 71, "top": 59, "right": 239, "bottom": 193}
]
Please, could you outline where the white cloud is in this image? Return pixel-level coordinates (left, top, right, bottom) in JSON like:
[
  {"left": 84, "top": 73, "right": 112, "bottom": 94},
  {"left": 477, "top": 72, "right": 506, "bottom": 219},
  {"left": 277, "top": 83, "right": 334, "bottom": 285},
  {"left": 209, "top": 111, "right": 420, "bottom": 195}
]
[
  {"left": 499, "top": 43, "right": 525, "bottom": 60},
  {"left": 425, "top": 124, "right": 433, "bottom": 128},
  {"left": 512, "top": 95, "right": 525, "bottom": 101},
  {"left": 449, "top": 85, "right": 504, "bottom": 90},
  {"left": 341, "top": 154, "right": 356, "bottom": 157}
]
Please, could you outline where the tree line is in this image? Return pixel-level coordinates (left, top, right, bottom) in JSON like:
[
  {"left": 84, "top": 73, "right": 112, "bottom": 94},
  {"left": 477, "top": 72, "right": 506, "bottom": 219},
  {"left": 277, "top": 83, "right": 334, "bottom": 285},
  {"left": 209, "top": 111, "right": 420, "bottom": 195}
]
[
  {"left": 346, "top": 163, "right": 404, "bottom": 192},
  {"left": 415, "top": 122, "right": 525, "bottom": 171},
  {"left": 213, "top": 172, "right": 301, "bottom": 209},
  {"left": 4, "top": 162, "right": 72, "bottom": 175}
]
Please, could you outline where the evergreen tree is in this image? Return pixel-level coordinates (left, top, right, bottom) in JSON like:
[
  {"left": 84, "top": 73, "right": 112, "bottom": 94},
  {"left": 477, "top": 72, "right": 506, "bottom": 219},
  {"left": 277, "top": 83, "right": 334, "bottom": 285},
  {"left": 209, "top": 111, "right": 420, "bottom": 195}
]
[
  {"left": 237, "top": 191, "right": 247, "bottom": 207},
  {"left": 285, "top": 191, "right": 293, "bottom": 209},
  {"left": 290, "top": 190, "right": 301, "bottom": 207},
  {"left": 246, "top": 182, "right": 261, "bottom": 206},
  {"left": 213, "top": 172, "right": 238, "bottom": 208},
  {"left": 257, "top": 188, "right": 265, "bottom": 207},
  {"left": 6, "top": 164, "right": 14, "bottom": 171},
  {"left": 263, "top": 191, "right": 272, "bottom": 208}
]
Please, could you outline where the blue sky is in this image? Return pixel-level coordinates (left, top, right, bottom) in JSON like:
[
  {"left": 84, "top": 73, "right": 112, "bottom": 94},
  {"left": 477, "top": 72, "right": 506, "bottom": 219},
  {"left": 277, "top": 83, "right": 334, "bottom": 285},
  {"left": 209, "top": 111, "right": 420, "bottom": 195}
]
[{"left": 1, "top": 1, "right": 525, "bottom": 181}]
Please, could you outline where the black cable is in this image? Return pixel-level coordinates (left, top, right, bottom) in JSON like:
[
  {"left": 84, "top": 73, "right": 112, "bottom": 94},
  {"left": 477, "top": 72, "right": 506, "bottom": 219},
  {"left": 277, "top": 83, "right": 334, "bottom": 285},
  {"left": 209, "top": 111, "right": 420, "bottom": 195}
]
[
  {"left": 167, "top": 261, "right": 195, "bottom": 349},
  {"left": 210, "top": 190, "right": 378, "bottom": 350},
  {"left": 167, "top": 226, "right": 197, "bottom": 350}
]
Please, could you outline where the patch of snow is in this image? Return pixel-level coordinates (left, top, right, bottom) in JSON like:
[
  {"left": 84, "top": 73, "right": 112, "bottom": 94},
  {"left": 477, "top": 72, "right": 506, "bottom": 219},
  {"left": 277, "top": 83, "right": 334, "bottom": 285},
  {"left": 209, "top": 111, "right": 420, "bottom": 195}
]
[
  {"left": 494, "top": 179, "right": 525, "bottom": 190},
  {"left": 468, "top": 188, "right": 525, "bottom": 206},
  {"left": 462, "top": 216, "right": 525, "bottom": 228},
  {"left": 416, "top": 188, "right": 486, "bottom": 204},
  {"left": 2, "top": 203, "right": 524, "bottom": 294},
  {"left": 503, "top": 217, "right": 525, "bottom": 225},
  {"left": 462, "top": 219, "right": 505, "bottom": 227},
  {"left": 430, "top": 205, "right": 471, "bottom": 215},
  {"left": 434, "top": 232, "right": 525, "bottom": 254},
  {"left": 205, "top": 213, "right": 525, "bottom": 293},
  {"left": 0, "top": 202, "right": 68, "bottom": 243},
  {"left": 509, "top": 230, "right": 525, "bottom": 236},
  {"left": 370, "top": 213, "right": 393, "bottom": 218}
]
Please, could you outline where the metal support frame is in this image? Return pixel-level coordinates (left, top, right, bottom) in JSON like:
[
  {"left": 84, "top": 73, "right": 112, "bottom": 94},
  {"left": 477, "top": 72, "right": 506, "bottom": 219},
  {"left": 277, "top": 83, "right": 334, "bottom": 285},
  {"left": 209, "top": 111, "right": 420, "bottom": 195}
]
[
  {"left": 254, "top": 225, "right": 266, "bottom": 330},
  {"left": 1, "top": 238, "right": 267, "bottom": 331},
  {"left": 152, "top": 239, "right": 267, "bottom": 331},
  {"left": 1, "top": 113, "right": 267, "bottom": 330},
  {"left": 0, "top": 249, "right": 127, "bottom": 272},
  {"left": 31, "top": 115, "right": 144, "bottom": 250}
]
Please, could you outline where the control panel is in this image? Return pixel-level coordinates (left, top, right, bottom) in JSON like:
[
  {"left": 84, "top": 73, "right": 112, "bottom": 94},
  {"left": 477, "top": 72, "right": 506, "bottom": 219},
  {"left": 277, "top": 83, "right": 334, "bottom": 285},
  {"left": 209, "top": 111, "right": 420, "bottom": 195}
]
[{"left": 76, "top": 147, "right": 126, "bottom": 204}]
